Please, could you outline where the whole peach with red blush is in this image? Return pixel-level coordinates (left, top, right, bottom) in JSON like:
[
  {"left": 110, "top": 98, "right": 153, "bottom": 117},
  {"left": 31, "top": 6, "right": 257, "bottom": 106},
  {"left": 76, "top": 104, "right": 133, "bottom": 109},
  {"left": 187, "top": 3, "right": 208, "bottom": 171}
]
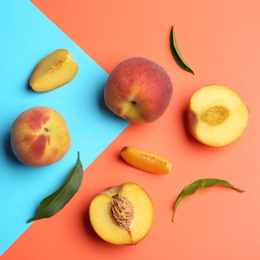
[
  {"left": 104, "top": 57, "right": 173, "bottom": 123},
  {"left": 11, "top": 106, "right": 71, "bottom": 167}
]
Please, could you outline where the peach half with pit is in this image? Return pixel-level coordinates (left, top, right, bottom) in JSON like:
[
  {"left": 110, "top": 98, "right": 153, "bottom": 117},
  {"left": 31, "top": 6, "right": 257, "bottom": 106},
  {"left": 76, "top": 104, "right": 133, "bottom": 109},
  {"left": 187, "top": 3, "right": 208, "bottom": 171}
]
[
  {"left": 89, "top": 182, "right": 154, "bottom": 245},
  {"left": 104, "top": 57, "right": 173, "bottom": 123},
  {"left": 11, "top": 106, "right": 71, "bottom": 167},
  {"left": 187, "top": 84, "right": 249, "bottom": 147}
]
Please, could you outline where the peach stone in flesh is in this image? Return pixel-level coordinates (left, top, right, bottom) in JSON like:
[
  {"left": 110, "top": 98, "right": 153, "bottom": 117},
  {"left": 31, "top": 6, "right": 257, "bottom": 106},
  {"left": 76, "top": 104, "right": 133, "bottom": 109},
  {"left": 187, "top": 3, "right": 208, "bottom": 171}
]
[{"left": 89, "top": 182, "right": 154, "bottom": 245}]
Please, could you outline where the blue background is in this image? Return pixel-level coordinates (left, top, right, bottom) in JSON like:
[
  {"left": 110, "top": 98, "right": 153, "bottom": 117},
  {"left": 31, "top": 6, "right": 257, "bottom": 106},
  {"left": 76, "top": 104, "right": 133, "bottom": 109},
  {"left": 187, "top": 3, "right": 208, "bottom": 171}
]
[{"left": 0, "top": 0, "right": 128, "bottom": 255}]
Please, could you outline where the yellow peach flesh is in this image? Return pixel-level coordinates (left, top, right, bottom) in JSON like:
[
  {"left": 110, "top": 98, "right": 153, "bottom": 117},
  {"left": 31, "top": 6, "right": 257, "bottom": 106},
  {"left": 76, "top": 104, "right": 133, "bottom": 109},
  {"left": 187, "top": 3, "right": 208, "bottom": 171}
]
[
  {"left": 121, "top": 146, "right": 172, "bottom": 174},
  {"left": 187, "top": 85, "right": 249, "bottom": 146},
  {"left": 89, "top": 182, "right": 154, "bottom": 245},
  {"left": 29, "top": 49, "right": 78, "bottom": 92}
]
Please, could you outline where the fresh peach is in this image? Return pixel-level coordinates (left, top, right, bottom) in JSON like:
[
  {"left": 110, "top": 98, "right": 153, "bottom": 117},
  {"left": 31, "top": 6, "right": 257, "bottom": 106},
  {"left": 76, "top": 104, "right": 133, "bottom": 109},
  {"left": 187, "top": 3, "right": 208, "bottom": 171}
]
[
  {"left": 29, "top": 49, "right": 78, "bottom": 92},
  {"left": 104, "top": 57, "right": 173, "bottom": 123},
  {"left": 121, "top": 146, "right": 172, "bottom": 174},
  {"left": 11, "top": 106, "right": 71, "bottom": 167},
  {"left": 89, "top": 182, "right": 154, "bottom": 245},
  {"left": 187, "top": 84, "right": 249, "bottom": 146}
]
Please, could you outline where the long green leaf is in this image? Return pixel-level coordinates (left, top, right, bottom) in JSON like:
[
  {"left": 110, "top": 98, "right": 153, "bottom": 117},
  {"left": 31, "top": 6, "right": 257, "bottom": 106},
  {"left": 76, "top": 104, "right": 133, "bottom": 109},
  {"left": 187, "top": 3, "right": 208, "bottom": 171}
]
[
  {"left": 170, "top": 26, "right": 194, "bottom": 74},
  {"left": 27, "top": 151, "right": 83, "bottom": 223},
  {"left": 172, "top": 178, "right": 244, "bottom": 222}
]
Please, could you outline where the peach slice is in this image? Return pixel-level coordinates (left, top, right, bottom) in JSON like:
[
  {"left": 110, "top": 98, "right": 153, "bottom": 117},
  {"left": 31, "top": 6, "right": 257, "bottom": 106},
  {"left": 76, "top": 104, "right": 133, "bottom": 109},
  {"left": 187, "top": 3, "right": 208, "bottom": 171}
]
[
  {"left": 187, "top": 84, "right": 249, "bottom": 147},
  {"left": 121, "top": 146, "right": 172, "bottom": 174},
  {"left": 89, "top": 182, "right": 154, "bottom": 245},
  {"left": 29, "top": 49, "right": 78, "bottom": 92}
]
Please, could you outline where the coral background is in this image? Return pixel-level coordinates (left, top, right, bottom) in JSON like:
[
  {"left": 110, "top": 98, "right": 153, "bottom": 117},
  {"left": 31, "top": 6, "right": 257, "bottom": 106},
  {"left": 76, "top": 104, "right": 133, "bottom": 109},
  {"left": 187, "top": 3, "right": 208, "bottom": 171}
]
[{"left": 2, "top": 0, "right": 260, "bottom": 259}]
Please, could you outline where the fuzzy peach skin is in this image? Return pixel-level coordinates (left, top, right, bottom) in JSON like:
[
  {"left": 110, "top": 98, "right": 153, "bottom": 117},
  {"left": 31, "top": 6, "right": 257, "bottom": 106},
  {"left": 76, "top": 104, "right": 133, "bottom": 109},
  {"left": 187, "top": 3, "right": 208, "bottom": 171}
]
[
  {"left": 11, "top": 106, "right": 71, "bottom": 167},
  {"left": 104, "top": 57, "right": 173, "bottom": 123}
]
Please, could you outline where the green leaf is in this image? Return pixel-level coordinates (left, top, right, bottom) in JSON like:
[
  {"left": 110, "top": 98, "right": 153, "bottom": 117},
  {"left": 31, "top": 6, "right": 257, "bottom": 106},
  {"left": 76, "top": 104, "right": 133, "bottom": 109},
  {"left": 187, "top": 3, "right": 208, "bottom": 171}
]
[
  {"left": 170, "top": 26, "right": 195, "bottom": 74},
  {"left": 172, "top": 178, "right": 244, "bottom": 222},
  {"left": 27, "top": 151, "right": 84, "bottom": 223}
]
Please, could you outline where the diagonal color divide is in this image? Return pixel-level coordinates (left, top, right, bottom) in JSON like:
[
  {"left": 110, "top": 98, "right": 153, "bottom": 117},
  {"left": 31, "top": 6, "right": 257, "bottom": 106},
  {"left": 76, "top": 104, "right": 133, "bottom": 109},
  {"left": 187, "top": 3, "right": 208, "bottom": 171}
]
[{"left": 0, "top": 0, "right": 128, "bottom": 255}]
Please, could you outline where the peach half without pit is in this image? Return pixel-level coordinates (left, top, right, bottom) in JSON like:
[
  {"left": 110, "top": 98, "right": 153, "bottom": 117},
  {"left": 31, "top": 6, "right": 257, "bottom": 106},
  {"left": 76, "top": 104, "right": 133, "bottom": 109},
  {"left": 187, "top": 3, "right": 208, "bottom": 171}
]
[
  {"left": 89, "top": 182, "right": 154, "bottom": 245},
  {"left": 187, "top": 84, "right": 249, "bottom": 147}
]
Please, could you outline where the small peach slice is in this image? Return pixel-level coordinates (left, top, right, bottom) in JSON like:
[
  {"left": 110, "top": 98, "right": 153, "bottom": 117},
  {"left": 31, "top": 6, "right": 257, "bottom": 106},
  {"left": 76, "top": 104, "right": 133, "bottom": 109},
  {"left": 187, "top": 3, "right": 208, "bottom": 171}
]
[
  {"left": 29, "top": 49, "right": 78, "bottom": 92},
  {"left": 121, "top": 146, "right": 172, "bottom": 174},
  {"left": 89, "top": 182, "right": 154, "bottom": 245},
  {"left": 187, "top": 84, "right": 249, "bottom": 146}
]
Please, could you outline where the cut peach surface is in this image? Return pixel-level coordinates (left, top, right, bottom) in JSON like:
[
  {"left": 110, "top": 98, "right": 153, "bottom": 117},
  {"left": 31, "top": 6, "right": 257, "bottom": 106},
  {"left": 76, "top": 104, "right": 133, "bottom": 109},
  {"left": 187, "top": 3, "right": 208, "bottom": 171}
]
[
  {"left": 187, "top": 84, "right": 249, "bottom": 147},
  {"left": 89, "top": 182, "right": 154, "bottom": 245},
  {"left": 121, "top": 146, "right": 172, "bottom": 174},
  {"left": 29, "top": 49, "right": 78, "bottom": 92}
]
